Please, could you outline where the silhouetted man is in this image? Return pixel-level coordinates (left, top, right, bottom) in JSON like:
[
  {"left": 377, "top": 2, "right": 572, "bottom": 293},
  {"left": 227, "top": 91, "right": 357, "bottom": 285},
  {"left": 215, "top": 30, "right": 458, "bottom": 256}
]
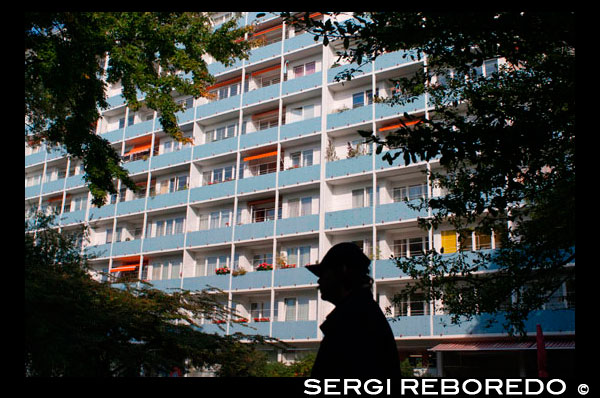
[{"left": 306, "top": 242, "right": 401, "bottom": 378}]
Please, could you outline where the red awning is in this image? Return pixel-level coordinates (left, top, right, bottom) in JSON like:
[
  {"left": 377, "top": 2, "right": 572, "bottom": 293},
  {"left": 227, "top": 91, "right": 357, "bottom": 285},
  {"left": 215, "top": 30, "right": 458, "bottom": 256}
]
[
  {"left": 243, "top": 151, "right": 278, "bottom": 162},
  {"left": 429, "top": 340, "right": 575, "bottom": 352},
  {"left": 124, "top": 142, "right": 152, "bottom": 156},
  {"left": 110, "top": 265, "right": 139, "bottom": 273}
]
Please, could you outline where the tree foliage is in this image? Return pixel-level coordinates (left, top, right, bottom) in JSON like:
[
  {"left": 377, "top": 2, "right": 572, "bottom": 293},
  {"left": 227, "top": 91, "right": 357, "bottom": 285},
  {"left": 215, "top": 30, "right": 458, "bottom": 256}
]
[
  {"left": 282, "top": 12, "right": 575, "bottom": 335},
  {"left": 25, "top": 12, "right": 252, "bottom": 206},
  {"left": 25, "top": 212, "right": 274, "bottom": 376}
]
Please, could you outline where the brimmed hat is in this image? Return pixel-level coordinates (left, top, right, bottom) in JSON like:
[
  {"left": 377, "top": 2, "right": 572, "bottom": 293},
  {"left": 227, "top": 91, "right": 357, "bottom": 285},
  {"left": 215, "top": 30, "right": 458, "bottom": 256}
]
[{"left": 306, "top": 242, "right": 371, "bottom": 277}]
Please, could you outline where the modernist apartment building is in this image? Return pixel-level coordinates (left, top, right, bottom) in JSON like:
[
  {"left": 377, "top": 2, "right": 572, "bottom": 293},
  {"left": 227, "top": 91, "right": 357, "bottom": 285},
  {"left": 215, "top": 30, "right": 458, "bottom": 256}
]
[{"left": 24, "top": 12, "right": 575, "bottom": 377}]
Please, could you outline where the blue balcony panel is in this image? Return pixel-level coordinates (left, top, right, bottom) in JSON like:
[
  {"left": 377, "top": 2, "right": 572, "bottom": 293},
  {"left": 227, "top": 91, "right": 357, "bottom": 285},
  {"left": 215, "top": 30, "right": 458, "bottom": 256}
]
[
  {"left": 88, "top": 204, "right": 116, "bottom": 220},
  {"left": 124, "top": 119, "right": 154, "bottom": 139},
  {"left": 374, "top": 94, "right": 426, "bottom": 121},
  {"left": 374, "top": 259, "right": 408, "bottom": 280},
  {"left": 278, "top": 164, "right": 320, "bottom": 187},
  {"left": 123, "top": 158, "right": 150, "bottom": 175},
  {"left": 25, "top": 184, "right": 41, "bottom": 199},
  {"left": 328, "top": 62, "right": 371, "bottom": 84},
  {"left": 116, "top": 198, "right": 146, "bottom": 216},
  {"left": 41, "top": 179, "right": 65, "bottom": 195},
  {"left": 99, "top": 128, "right": 124, "bottom": 143},
  {"left": 142, "top": 234, "right": 185, "bottom": 253},
  {"left": 235, "top": 220, "right": 275, "bottom": 241},
  {"left": 46, "top": 146, "right": 68, "bottom": 160},
  {"left": 189, "top": 180, "right": 236, "bottom": 203},
  {"left": 325, "top": 206, "right": 372, "bottom": 229},
  {"left": 276, "top": 214, "right": 319, "bottom": 236},
  {"left": 146, "top": 189, "right": 188, "bottom": 210},
  {"left": 239, "top": 126, "right": 278, "bottom": 150},
  {"left": 247, "top": 42, "right": 281, "bottom": 65},
  {"left": 242, "top": 84, "right": 280, "bottom": 107},
  {"left": 64, "top": 174, "right": 85, "bottom": 189},
  {"left": 388, "top": 315, "right": 431, "bottom": 337},
  {"left": 284, "top": 32, "right": 321, "bottom": 53},
  {"left": 375, "top": 200, "right": 427, "bottom": 224},
  {"left": 177, "top": 107, "right": 195, "bottom": 124},
  {"left": 84, "top": 243, "right": 111, "bottom": 259},
  {"left": 193, "top": 137, "right": 238, "bottom": 160},
  {"left": 106, "top": 94, "right": 126, "bottom": 109},
  {"left": 326, "top": 155, "right": 372, "bottom": 178},
  {"left": 281, "top": 72, "right": 322, "bottom": 97},
  {"left": 149, "top": 278, "right": 182, "bottom": 292},
  {"left": 112, "top": 239, "right": 142, "bottom": 257},
  {"left": 523, "top": 309, "right": 575, "bottom": 334},
  {"left": 184, "top": 274, "right": 230, "bottom": 291},
  {"left": 280, "top": 117, "right": 321, "bottom": 141},
  {"left": 59, "top": 209, "right": 86, "bottom": 225},
  {"left": 272, "top": 320, "right": 318, "bottom": 340},
  {"left": 237, "top": 173, "right": 276, "bottom": 194},
  {"left": 195, "top": 95, "right": 240, "bottom": 119},
  {"left": 231, "top": 270, "right": 272, "bottom": 290},
  {"left": 433, "top": 313, "right": 509, "bottom": 336},
  {"left": 374, "top": 50, "right": 422, "bottom": 71},
  {"left": 207, "top": 59, "right": 244, "bottom": 77},
  {"left": 327, "top": 105, "right": 372, "bottom": 130},
  {"left": 199, "top": 323, "right": 227, "bottom": 336},
  {"left": 25, "top": 151, "right": 46, "bottom": 167},
  {"left": 186, "top": 227, "right": 233, "bottom": 247},
  {"left": 230, "top": 321, "right": 270, "bottom": 337},
  {"left": 150, "top": 147, "right": 192, "bottom": 170},
  {"left": 273, "top": 266, "right": 318, "bottom": 287}
]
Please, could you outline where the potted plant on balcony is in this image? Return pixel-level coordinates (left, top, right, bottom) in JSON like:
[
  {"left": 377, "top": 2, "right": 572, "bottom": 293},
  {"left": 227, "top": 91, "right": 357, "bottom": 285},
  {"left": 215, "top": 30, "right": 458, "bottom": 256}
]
[
  {"left": 232, "top": 268, "right": 247, "bottom": 277},
  {"left": 215, "top": 267, "right": 230, "bottom": 275},
  {"left": 256, "top": 262, "right": 273, "bottom": 271},
  {"left": 253, "top": 317, "right": 270, "bottom": 322},
  {"left": 281, "top": 263, "right": 296, "bottom": 269},
  {"left": 233, "top": 317, "right": 249, "bottom": 323}
]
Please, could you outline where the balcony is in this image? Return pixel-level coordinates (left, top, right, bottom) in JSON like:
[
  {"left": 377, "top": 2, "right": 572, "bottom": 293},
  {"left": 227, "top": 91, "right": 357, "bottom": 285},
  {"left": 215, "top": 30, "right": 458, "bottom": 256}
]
[
  {"left": 123, "top": 158, "right": 150, "bottom": 174},
  {"left": 25, "top": 184, "right": 41, "bottom": 199},
  {"left": 279, "top": 117, "right": 321, "bottom": 141},
  {"left": 273, "top": 266, "right": 317, "bottom": 287},
  {"left": 83, "top": 242, "right": 111, "bottom": 259},
  {"left": 59, "top": 209, "right": 86, "bottom": 225},
  {"left": 106, "top": 94, "right": 126, "bottom": 109},
  {"left": 64, "top": 174, "right": 85, "bottom": 189},
  {"left": 374, "top": 49, "right": 422, "bottom": 72},
  {"left": 375, "top": 200, "right": 427, "bottom": 224},
  {"left": 231, "top": 269, "right": 273, "bottom": 290},
  {"left": 99, "top": 128, "right": 124, "bottom": 143},
  {"left": 116, "top": 198, "right": 146, "bottom": 216},
  {"left": 187, "top": 227, "right": 233, "bottom": 247},
  {"left": 149, "top": 278, "right": 182, "bottom": 292},
  {"left": 124, "top": 119, "right": 154, "bottom": 140},
  {"left": 276, "top": 214, "right": 319, "bottom": 236},
  {"left": 326, "top": 155, "right": 372, "bottom": 178},
  {"left": 112, "top": 239, "right": 142, "bottom": 257},
  {"left": 281, "top": 71, "right": 322, "bottom": 97},
  {"left": 183, "top": 274, "right": 230, "bottom": 291},
  {"left": 325, "top": 206, "right": 372, "bottom": 229},
  {"left": 234, "top": 219, "right": 275, "bottom": 241},
  {"left": 272, "top": 320, "right": 318, "bottom": 340},
  {"left": 193, "top": 137, "right": 237, "bottom": 160},
  {"left": 278, "top": 163, "right": 320, "bottom": 187},
  {"left": 150, "top": 147, "right": 192, "bottom": 170},
  {"left": 25, "top": 151, "right": 46, "bottom": 167},
  {"left": 142, "top": 233, "right": 185, "bottom": 253},
  {"left": 195, "top": 95, "right": 240, "bottom": 119},
  {"left": 41, "top": 178, "right": 65, "bottom": 195},
  {"left": 374, "top": 94, "right": 426, "bottom": 121},
  {"left": 239, "top": 126, "right": 278, "bottom": 150},
  {"left": 206, "top": 58, "right": 244, "bottom": 77},
  {"left": 388, "top": 315, "right": 431, "bottom": 337},
  {"left": 88, "top": 203, "right": 116, "bottom": 220},
  {"left": 328, "top": 62, "right": 371, "bottom": 84},
  {"left": 242, "top": 84, "right": 280, "bottom": 107},
  {"left": 247, "top": 41, "right": 281, "bottom": 65},
  {"left": 327, "top": 105, "right": 372, "bottom": 130},
  {"left": 146, "top": 189, "right": 188, "bottom": 210},
  {"left": 189, "top": 180, "right": 236, "bottom": 203},
  {"left": 237, "top": 172, "right": 277, "bottom": 194},
  {"left": 284, "top": 32, "right": 320, "bottom": 53}
]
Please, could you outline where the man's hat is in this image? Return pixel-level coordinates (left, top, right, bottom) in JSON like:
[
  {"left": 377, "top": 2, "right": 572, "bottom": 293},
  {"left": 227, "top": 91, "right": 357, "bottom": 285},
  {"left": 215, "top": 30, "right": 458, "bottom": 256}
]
[{"left": 306, "top": 242, "right": 371, "bottom": 277}]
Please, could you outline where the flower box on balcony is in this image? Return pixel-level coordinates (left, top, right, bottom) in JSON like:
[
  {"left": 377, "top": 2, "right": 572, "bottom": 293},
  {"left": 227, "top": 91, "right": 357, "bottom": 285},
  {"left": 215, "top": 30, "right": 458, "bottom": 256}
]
[
  {"left": 215, "top": 267, "right": 231, "bottom": 275},
  {"left": 280, "top": 263, "right": 297, "bottom": 269},
  {"left": 256, "top": 263, "right": 273, "bottom": 271},
  {"left": 212, "top": 319, "right": 226, "bottom": 324},
  {"left": 233, "top": 318, "right": 249, "bottom": 323},
  {"left": 253, "top": 317, "right": 270, "bottom": 322}
]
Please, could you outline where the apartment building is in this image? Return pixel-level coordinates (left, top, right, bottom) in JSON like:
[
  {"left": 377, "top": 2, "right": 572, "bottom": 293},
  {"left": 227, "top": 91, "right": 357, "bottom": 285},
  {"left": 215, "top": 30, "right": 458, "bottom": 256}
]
[{"left": 24, "top": 12, "right": 575, "bottom": 377}]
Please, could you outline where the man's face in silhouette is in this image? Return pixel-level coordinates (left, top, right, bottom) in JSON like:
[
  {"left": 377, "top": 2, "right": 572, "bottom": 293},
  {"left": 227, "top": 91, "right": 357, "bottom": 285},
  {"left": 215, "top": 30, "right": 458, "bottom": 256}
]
[{"left": 317, "top": 264, "right": 348, "bottom": 305}]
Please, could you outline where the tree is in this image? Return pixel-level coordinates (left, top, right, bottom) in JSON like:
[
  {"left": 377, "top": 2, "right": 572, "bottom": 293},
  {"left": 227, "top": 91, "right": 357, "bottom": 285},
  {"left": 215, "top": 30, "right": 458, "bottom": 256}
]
[
  {"left": 25, "top": 12, "right": 252, "bottom": 206},
  {"left": 281, "top": 12, "right": 575, "bottom": 335},
  {"left": 25, "top": 212, "right": 273, "bottom": 376}
]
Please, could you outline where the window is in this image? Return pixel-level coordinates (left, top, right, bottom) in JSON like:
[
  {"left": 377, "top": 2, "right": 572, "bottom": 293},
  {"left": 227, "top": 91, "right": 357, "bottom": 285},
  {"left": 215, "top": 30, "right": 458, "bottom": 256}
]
[
  {"left": 352, "top": 187, "right": 372, "bottom": 208},
  {"left": 210, "top": 82, "right": 241, "bottom": 101},
  {"left": 288, "top": 198, "right": 299, "bottom": 218},
  {"left": 393, "top": 183, "right": 428, "bottom": 202},
  {"left": 394, "top": 237, "right": 429, "bottom": 258},
  {"left": 71, "top": 196, "right": 86, "bottom": 212},
  {"left": 285, "top": 245, "right": 311, "bottom": 267},
  {"left": 475, "top": 231, "right": 492, "bottom": 250},
  {"left": 352, "top": 89, "right": 379, "bottom": 109},
  {"left": 260, "top": 74, "right": 280, "bottom": 88},
  {"left": 285, "top": 297, "right": 309, "bottom": 321},
  {"left": 258, "top": 116, "right": 278, "bottom": 131},
  {"left": 251, "top": 301, "right": 271, "bottom": 322},
  {"left": 289, "top": 149, "right": 313, "bottom": 168},
  {"left": 293, "top": 61, "right": 316, "bottom": 79},
  {"left": 301, "top": 197, "right": 312, "bottom": 216},
  {"left": 253, "top": 253, "right": 273, "bottom": 269},
  {"left": 154, "top": 217, "right": 185, "bottom": 237},
  {"left": 105, "top": 228, "right": 113, "bottom": 244},
  {"left": 393, "top": 293, "right": 429, "bottom": 317},
  {"left": 205, "top": 255, "right": 229, "bottom": 276},
  {"left": 150, "top": 258, "right": 182, "bottom": 280},
  {"left": 207, "top": 165, "right": 235, "bottom": 185},
  {"left": 441, "top": 230, "right": 457, "bottom": 254}
]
